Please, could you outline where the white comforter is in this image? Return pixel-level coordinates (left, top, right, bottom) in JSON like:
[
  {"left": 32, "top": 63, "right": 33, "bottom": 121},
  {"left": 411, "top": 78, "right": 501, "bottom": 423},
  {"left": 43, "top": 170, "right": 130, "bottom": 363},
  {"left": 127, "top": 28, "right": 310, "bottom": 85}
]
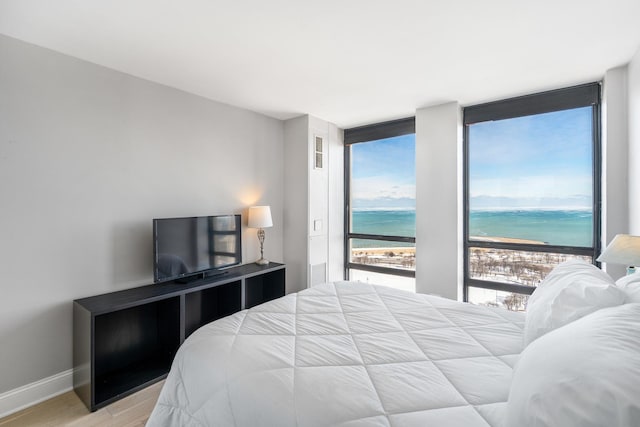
[{"left": 148, "top": 281, "right": 525, "bottom": 427}]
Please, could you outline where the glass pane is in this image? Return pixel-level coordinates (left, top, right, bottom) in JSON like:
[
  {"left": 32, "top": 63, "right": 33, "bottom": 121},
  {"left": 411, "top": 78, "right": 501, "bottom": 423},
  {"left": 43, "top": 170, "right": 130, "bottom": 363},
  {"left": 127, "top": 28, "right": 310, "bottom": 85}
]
[
  {"left": 351, "top": 210, "right": 415, "bottom": 237},
  {"left": 467, "top": 287, "right": 529, "bottom": 312},
  {"left": 350, "top": 134, "right": 415, "bottom": 237},
  {"left": 469, "top": 210, "right": 593, "bottom": 247},
  {"left": 468, "top": 247, "right": 592, "bottom": 287},
  {"left": 350, "top": 239, "right": 415, "bottom": 271},
  {"left": 349, "top": 268, "right": 415, "bottom": 293},
  {"left": 468, "top": 107, "right": 593, "bottom": 247}
]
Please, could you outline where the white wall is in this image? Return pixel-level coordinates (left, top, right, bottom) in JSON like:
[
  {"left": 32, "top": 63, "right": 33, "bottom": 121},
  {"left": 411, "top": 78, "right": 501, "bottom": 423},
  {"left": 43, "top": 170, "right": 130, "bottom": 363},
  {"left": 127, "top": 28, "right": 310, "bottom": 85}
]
[
  {"left": 283, "top": 116, "right": 309, "bottom": 292},
  {"left": 415, "top": 102, "right": 462, "bottom": 300},
  {"left": 327, "top": 123, "right": 345, "bottom": 281},
  {"left": 0, "top": 35, "right": 284, "bottom": 395},
  {"left": 283, "top": 115, "right": 343, "bottom": 292},
  {"left": 602, "top": 67, "right": 629, "bottom": 278},
  {"left": 309, "top": 116, "right": 344, "bottom": 284},
  {"left": 308, "top": 116, "right": 330, "bottom": 285},
  {"left": 628, "top": 47, "right": 640, "bottom": 234}
]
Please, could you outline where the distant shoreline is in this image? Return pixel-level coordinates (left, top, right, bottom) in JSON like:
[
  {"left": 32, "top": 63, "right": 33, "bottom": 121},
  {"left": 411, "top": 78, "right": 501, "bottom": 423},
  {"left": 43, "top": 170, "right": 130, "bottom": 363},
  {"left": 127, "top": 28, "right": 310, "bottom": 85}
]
[
  {"left": 469, "top": 207, "right": 591, "bottom": 212},
  {"left": 469, "top": 236, "right": 545, "bottom": 244},
  {"left": 351, "top": 236, "right": 545, "bottom": 254},
  {"left": 352, "top": 209, "right": 592, "bottom": 247},
  {"left": 352, "top": 247, "right": 415, "bottom": 255},
  {"left": 352, "top": 207, "right": 591, "bottom": 212}
]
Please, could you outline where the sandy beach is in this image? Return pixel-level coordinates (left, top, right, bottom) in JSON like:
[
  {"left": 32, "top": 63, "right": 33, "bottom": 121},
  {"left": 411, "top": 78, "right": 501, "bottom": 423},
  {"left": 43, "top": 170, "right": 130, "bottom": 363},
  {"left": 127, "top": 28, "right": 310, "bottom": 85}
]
[
  {"left": 352, "top": 247, "right": 415, "bottom": 255},
  {"left": 469, "top": 236, "right": 545, "bottom": 244},
  {"left": 350, "top": 236, "right": 545, "bottom": 259},
  {"left": 351, "top": 236, "right": 589, "bottom": 311}
]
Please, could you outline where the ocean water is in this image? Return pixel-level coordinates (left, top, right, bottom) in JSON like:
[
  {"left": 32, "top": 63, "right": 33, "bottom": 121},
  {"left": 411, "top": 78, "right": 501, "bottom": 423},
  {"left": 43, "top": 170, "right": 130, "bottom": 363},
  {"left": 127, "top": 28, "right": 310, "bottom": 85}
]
[
  {"left": 469, "top": 209, "right": 593, "bottom": 247},
  {"left": 351, "top": 209, "right": 593, "bottom": 248},
  {"left": 351, "top": 210, "right": 415, "bottom": 249}
]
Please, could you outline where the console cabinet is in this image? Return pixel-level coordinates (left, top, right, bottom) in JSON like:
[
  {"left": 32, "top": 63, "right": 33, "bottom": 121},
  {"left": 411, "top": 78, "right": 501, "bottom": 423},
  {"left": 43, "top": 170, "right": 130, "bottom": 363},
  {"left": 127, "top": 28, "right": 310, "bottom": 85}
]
[{"left": 73, "top": 262, "right": 285, "bottom": 411}]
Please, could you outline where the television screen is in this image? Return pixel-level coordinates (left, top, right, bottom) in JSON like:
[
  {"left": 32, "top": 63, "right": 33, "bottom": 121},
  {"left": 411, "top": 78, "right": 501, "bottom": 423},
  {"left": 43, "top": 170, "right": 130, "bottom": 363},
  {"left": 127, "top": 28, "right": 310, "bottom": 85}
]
[{"left": 153, "top": 215, "right": 242, "bottom": 283}]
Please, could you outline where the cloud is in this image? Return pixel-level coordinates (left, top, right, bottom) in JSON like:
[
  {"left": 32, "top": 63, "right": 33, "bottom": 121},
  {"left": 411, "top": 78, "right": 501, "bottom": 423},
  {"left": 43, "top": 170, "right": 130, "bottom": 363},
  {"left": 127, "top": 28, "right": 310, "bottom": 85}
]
[
  {"left": 469, "top": 175, "right": 592, "bottom": 199},
  {"left": 352, "top": 197, "right": 415, "bottom": 210},
  {"left": 470, "top": 194, "right": 592, "bottom": 210},
  {"left": 351, "top": 176, "right": 415, "bottom": 200}
]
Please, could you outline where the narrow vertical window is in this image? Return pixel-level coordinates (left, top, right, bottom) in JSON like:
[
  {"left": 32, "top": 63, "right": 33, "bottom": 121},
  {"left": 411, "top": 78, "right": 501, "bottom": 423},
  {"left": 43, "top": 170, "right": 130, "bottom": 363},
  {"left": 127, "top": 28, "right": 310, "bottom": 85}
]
[
  {"left": 345, "top": 118, "right": 416, "bottom": 292},
  {"left": 314, "top": 136, "right": 323, "bottom": 169}
]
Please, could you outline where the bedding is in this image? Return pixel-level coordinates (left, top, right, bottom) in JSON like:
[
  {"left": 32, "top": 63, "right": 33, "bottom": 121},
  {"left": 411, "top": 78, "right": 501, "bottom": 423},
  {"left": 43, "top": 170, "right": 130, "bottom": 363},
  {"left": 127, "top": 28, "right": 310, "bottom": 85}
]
[
  {"left": 616, "top": 271, "right": 640, "bottom": 303},
  {"left": 147, "top": 281, "right": 525, "bottom": 427},
  {"left": 507, "top": 303, "right": 640, "bottom": 426},
  {"left": 523, "top": 260, "right": 626, "bottom": 346}
]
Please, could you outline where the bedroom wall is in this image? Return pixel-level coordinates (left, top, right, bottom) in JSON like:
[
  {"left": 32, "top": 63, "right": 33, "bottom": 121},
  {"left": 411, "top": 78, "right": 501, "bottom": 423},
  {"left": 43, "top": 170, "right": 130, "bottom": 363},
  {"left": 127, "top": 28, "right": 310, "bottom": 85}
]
[
  {"left": 0, "top": 34, "right": 284, "bottom": 399},
  {"left": 602, "top": 67, "right": 629, "bottom": 279},
  {"left": 415, "top": 102, "right": 462, "bottom": 300},
  {"left": 628, "top": 47, "right": 640, "bottom": 234},
  {"left": 283, "top": 115, "right": 344, "bottom": 292},
  {"left": 283, "top": 116, "right": 309, "bottom": 292},
  {"left": 327, "top": 122, "right": 345, "bottom": 282}
]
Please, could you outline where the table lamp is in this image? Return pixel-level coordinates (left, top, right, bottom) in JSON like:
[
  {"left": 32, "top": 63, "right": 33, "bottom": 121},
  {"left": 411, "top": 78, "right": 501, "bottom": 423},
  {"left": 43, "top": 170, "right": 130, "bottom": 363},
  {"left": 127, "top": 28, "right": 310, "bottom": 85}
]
[
  {"left": 597, "top": 234, "right": 640, "bottom": 275},
  {"left": 248, "top": 206, "right": 273, "bottom": 265}
]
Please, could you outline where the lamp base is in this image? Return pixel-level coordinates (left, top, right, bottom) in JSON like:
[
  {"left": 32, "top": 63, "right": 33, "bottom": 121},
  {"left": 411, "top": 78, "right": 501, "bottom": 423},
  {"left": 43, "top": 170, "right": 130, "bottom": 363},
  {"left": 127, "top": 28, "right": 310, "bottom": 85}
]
[{"left": 255, "top": 258, "right": 269, "bottom": 266}]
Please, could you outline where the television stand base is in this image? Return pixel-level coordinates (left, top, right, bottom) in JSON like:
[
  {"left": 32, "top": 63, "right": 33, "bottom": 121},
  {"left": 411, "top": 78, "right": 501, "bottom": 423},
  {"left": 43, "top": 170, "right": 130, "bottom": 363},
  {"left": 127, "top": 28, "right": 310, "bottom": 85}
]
[
  {"left": 205, "top": 270, "right": 230, "bottom": 279},
  {"left": 73, "top": 262, "right": 285, "bottom": 412},
  {"left": 176, "top": 270, "right": 230, "bottom": 284}
]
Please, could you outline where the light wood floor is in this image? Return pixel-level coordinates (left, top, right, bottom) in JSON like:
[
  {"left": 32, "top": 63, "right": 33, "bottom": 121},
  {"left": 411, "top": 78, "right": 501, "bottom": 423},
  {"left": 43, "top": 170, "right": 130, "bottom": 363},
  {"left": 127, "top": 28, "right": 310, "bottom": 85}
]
[{"left": 0, "top": 381, "right": 163, "bottom": 427}]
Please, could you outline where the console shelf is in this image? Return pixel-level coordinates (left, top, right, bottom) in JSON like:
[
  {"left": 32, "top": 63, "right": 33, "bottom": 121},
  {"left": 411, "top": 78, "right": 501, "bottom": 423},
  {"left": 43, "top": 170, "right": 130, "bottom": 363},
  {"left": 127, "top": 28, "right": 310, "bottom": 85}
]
[{"left": 73, "top": 262, "right": 285, "bottom": 411}]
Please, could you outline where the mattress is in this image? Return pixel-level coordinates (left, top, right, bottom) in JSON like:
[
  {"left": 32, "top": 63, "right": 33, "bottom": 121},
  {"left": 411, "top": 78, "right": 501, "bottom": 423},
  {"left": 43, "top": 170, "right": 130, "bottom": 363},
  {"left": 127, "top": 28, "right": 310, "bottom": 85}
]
[{"left": 147, "top": 281, "right": 526, "bottom": 427}]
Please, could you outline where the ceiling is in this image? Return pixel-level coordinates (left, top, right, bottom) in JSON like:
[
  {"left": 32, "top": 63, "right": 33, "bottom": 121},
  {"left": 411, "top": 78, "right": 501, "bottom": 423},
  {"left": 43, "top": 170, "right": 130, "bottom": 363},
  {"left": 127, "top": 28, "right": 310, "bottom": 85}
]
[{"left": 1, "top": 0, "right": 639, "bottom": 128}]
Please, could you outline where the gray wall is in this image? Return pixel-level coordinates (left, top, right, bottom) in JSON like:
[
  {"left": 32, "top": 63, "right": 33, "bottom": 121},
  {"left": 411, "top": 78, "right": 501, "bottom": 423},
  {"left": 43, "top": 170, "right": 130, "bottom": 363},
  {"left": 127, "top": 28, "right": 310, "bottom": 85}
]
[
  {"left": 0, "top": 34, "right": 284, "bottom": 394},
  {"left": 629, "top": 47, "right": 640, "bottom": 234}
]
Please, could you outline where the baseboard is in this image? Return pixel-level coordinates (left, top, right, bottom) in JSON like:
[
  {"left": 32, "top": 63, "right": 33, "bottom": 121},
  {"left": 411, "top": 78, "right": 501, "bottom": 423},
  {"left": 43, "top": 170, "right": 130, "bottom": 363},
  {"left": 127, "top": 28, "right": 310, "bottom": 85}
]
[{"left": 0, "top": 369, "right": 73, "bottom": 419}]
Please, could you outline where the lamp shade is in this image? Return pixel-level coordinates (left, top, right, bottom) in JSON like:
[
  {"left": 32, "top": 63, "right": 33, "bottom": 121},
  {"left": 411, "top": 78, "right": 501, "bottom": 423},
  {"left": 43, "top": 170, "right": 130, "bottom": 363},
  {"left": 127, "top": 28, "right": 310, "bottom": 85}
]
[
  {"left": 248, "top": 206, "right": 273, "bottom": 229},
  {"left": 597, "top": 234, "right": 640, "bottom": 266}
]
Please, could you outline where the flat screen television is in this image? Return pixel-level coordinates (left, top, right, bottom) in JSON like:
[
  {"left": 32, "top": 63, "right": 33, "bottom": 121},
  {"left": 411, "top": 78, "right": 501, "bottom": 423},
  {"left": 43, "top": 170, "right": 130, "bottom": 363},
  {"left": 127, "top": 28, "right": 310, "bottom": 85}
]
[{"left": 153, "top": 214, "right": 242, "bottom": 283}]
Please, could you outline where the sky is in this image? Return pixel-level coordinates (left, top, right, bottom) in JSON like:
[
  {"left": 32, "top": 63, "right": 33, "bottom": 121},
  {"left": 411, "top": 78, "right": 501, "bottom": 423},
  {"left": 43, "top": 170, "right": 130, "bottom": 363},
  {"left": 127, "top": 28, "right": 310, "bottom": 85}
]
[
  {"left": 350, "top": 106, "right": 593, "bottom": 211},
  {"left": 351, "top": 134, "right": 416, "bottom": 210},
  {"left": 469, "top": 106, "right": 593, "bottom": 209}
]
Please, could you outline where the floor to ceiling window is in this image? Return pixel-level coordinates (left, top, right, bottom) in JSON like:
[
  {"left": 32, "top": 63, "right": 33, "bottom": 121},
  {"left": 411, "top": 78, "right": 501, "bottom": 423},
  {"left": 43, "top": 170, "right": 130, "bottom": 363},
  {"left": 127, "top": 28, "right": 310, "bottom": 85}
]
[
  {"left": 345, "top": 118, "right": 416, "bottom": 292},
  {"left": 464, "top": 83, "right": 601, "bottom": 311}
]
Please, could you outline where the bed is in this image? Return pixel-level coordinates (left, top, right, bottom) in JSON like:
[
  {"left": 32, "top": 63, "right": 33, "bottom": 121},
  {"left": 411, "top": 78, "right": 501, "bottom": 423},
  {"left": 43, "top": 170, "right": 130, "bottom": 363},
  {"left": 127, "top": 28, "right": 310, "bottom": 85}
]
[
  {"left": 148, "top": 262, "right": 640, "bottom": 427},
  {"left": 147, "top": 280, "right": 525, "bottom": 426}
]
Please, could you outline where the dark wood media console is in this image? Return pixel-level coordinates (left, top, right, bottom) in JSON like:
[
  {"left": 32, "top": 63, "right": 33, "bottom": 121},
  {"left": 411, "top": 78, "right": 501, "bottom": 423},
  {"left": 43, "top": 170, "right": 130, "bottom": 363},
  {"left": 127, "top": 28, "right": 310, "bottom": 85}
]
[{"left": 73, "top": 262, "right": 285, "bottom": 412}]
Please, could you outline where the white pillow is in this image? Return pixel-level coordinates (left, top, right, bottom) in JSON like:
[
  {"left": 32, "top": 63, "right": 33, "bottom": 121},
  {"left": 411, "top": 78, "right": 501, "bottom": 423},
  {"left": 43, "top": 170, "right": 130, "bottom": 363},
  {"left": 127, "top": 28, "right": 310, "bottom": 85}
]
[
  {"left": 616, "top": 271, "right": 640, "bottom": 303},
  {"left": 523, "top": 260, "right": 625, "bottom": 346},
  {"left": 507, "top": 303, "right": 640, "bottom": 427}
]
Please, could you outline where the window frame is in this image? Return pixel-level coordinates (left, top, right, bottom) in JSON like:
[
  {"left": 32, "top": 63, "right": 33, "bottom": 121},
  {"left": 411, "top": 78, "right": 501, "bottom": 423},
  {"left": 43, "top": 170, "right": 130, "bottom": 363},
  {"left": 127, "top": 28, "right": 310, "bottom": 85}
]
[
  {"left": 344, "top": 117, "right": 416, "bottom": 279},
  {"left": 462, "top": 83, "right": 602, "bottom": 300}
]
